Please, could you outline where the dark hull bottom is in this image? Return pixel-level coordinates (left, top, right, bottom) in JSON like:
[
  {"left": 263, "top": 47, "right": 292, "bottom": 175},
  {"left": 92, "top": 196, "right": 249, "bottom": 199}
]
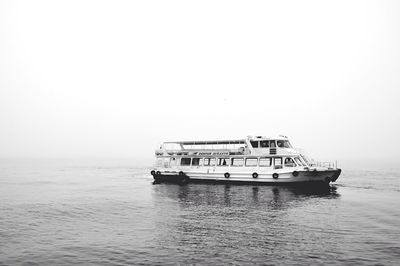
[{"left": 153, "top": 174, "right": 331, "bottom": 187}]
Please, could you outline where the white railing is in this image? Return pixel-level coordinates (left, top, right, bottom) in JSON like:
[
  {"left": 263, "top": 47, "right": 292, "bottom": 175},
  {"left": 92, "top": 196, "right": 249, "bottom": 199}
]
[
  {"left": 309, "top": 161, "right": 336, "bottom": 169},
  {"left": 296, "top": 150, "right": 337, "bottom": 169},
  {"left": 163, "top": 148, "right": 245, "bottom": 155}
]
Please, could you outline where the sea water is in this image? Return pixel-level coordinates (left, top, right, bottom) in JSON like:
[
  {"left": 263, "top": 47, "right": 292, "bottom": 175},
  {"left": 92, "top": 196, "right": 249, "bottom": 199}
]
[{"left": 0, "top": 159, "right": 399, "bottom": 265}]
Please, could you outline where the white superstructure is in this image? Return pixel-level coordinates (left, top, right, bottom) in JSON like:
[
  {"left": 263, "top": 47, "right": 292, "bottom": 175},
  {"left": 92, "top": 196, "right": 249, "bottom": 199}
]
[{"left": 151, "top": 135, "right": 341, "bottom": 185}]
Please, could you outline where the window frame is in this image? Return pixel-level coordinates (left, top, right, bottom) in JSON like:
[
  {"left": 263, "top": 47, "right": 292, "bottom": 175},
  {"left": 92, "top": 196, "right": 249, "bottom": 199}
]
[
  {"left": 260, "top": 140, "right": 269, "bottom": 148},
  {"left": 231, "top": 158, "right": 244, "bottom": 167},
  {"left": 284, "top": 157, "right": 296, "bottom": 167},
  {"left": 180, "top": 157, "right": 191, "bottom": 166},
  {"left": 273, "top": 157, "right": 283, "bottom": 169},
  {"left": 277, "top": 140, "right": 285, "bottom": 148},
  {"left": 283, "top": 140, "right": 292, "bottom": 148},
  {"left": 259, "top": 157, "right": 272, "bottom": 167},
  {"left": 192, "top": 158, "right": 202, "bottom": 166},
  {"left": 217, "top": 158, "right": 230, "bottom": 166},
  {"left": 245, "top": 158, "right": 258, "bottom": 167},
  {"left": 270, "top": 140, "right": 276, "bottom": 148},
  {"left": 250, "top": 140, "right": 259, "bottom": 148},
  {"left": 203, "top": 158, "right": 216, "bottom": 167}
]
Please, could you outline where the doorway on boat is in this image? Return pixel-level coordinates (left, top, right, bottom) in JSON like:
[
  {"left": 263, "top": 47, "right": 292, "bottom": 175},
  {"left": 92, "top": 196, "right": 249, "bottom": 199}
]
[{"left": 170, "top": 157, "right": 177, "bottom": 167}]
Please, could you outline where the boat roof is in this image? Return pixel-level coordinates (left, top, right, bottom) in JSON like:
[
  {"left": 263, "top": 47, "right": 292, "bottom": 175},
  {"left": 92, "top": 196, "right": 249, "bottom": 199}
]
[
  {"left": 164, "top": 140, "right": 246, "bottom": 145},
  {"left": 163, "top": 135, "right": 289, "bottom": 145}
]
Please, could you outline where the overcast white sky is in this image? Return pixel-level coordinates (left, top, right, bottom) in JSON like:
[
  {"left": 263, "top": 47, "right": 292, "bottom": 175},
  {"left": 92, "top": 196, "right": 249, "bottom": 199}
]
[{"left": 1, "top": 0, "right": 399, "bottom": 165}]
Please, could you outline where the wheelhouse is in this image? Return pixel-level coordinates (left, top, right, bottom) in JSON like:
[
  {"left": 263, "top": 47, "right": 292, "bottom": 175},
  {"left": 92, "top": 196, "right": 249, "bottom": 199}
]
[{"left": 250, "top": 139, "right": 292, "bottom": 149}]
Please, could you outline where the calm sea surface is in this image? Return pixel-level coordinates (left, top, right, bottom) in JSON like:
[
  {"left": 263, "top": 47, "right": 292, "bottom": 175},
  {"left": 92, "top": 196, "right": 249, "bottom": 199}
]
[{"left": 0, "top": 159, "right": 399, "bottom": 265}]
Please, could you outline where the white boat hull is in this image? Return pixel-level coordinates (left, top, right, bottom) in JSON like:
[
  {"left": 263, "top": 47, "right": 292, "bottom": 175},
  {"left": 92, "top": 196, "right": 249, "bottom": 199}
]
[{"left": 151, "top": 167, "right": 341, "bottom": 185}]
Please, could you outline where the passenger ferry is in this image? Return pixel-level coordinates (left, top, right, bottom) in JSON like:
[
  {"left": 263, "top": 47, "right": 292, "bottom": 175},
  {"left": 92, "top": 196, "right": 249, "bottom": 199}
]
[{"left": 150, "top": 135, "right": 341, "bottom": 185}]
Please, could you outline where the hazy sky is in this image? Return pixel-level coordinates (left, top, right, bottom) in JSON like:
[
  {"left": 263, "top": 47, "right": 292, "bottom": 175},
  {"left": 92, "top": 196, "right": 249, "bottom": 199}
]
[{"left": 1, "top": 0, "right": 399, "bottom": 165}]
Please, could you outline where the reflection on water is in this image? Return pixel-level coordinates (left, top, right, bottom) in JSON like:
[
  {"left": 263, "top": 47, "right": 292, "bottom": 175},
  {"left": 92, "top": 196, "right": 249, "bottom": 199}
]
[
  {"left": 156, "top": 183, "right": 340, "bottom": 209},
  {"left": 150, "top": 183, "right": 346, "bottom": 264},
  {"left": 149, "top": 180, "right": 399, "bottom": 265}
]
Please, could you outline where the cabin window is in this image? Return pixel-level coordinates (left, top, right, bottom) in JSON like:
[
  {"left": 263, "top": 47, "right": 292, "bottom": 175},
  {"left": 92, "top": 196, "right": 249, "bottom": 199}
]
[
  {"left": 231, "top": 158, "right": 244, "bottom": 167},
  {"left": 250, "top": 141, "right": 259, "bottom": 148},
  {"left": 192, "top": 158, "right": 202, "bottom": 166},
  {"left": 294, "top": 157, "right": 304, "bottom": 166},
  {"left": 277, "top": 140, "right": 291, "bottom": 148},
  {"left": 274, "top": 157, "right": 282, "bottom": 169},
  {"left": 204, "top": 158, "right": 216, "bottom": 166},
  {"left": 259, "top": 157, "right": 272, "bottom": 167},
  {"left": 270, "top": 140, "right": 276, "bottom": 148},
  {"left": 217, "top": 158, "right": 229, "bottom": 166},
  {"left": 156, "top": 158, "right": 163, "bottom": 166},
  {"left": 260, "top": 140, "right": 269, "bottom": 148},
  {"left": 163, "top": 158, "right": 170, "bottom": 167},
  {"left": 245, "top": 158, "right": 258, "bottom": 167},
  {"left": 284, "top": 157, "right": 296, "bottom": 167},
  {"left": 181, "top": 158, "right": 191, "bottom": 166}
]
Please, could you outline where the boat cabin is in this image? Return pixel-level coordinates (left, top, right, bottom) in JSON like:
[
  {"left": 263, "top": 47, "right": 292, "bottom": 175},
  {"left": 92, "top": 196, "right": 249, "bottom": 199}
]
[{"left": 156, "top": 155, "right": 307, "bottom": 169}]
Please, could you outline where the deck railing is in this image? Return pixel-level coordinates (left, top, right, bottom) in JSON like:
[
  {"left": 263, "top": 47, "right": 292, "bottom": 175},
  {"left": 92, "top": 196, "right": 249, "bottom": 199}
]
[
  {"left": 309, "top": 161, "right": 336, "bottom": 169},
  {"left": 163, "top": 148, "right": 246, "bottom": 155}
]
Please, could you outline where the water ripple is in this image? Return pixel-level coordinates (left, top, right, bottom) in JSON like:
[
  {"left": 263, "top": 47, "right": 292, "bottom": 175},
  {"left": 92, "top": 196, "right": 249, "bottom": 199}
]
[{"left": 0, "top": 160, "right": 399, "bottom": 265}]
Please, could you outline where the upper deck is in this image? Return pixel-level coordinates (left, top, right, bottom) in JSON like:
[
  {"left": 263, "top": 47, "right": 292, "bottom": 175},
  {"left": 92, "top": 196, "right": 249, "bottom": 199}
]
[{"left": 156, "top": 135, "right": 303, "bottom": 157}]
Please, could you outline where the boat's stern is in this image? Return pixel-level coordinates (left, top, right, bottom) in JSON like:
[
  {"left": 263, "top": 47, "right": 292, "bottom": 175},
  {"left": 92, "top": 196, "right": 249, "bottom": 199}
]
[{"left": 150, "top": 169, "right": 189, "bottom": 184}]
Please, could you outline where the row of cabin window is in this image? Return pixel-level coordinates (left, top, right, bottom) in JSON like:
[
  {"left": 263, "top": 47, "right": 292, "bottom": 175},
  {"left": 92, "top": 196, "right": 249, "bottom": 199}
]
[
  {"left": 250, "top": 140, "right": 291, "bottom": 148},
  {"left": 179, "top": 157, "right": 302, "bottom": 167}
]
